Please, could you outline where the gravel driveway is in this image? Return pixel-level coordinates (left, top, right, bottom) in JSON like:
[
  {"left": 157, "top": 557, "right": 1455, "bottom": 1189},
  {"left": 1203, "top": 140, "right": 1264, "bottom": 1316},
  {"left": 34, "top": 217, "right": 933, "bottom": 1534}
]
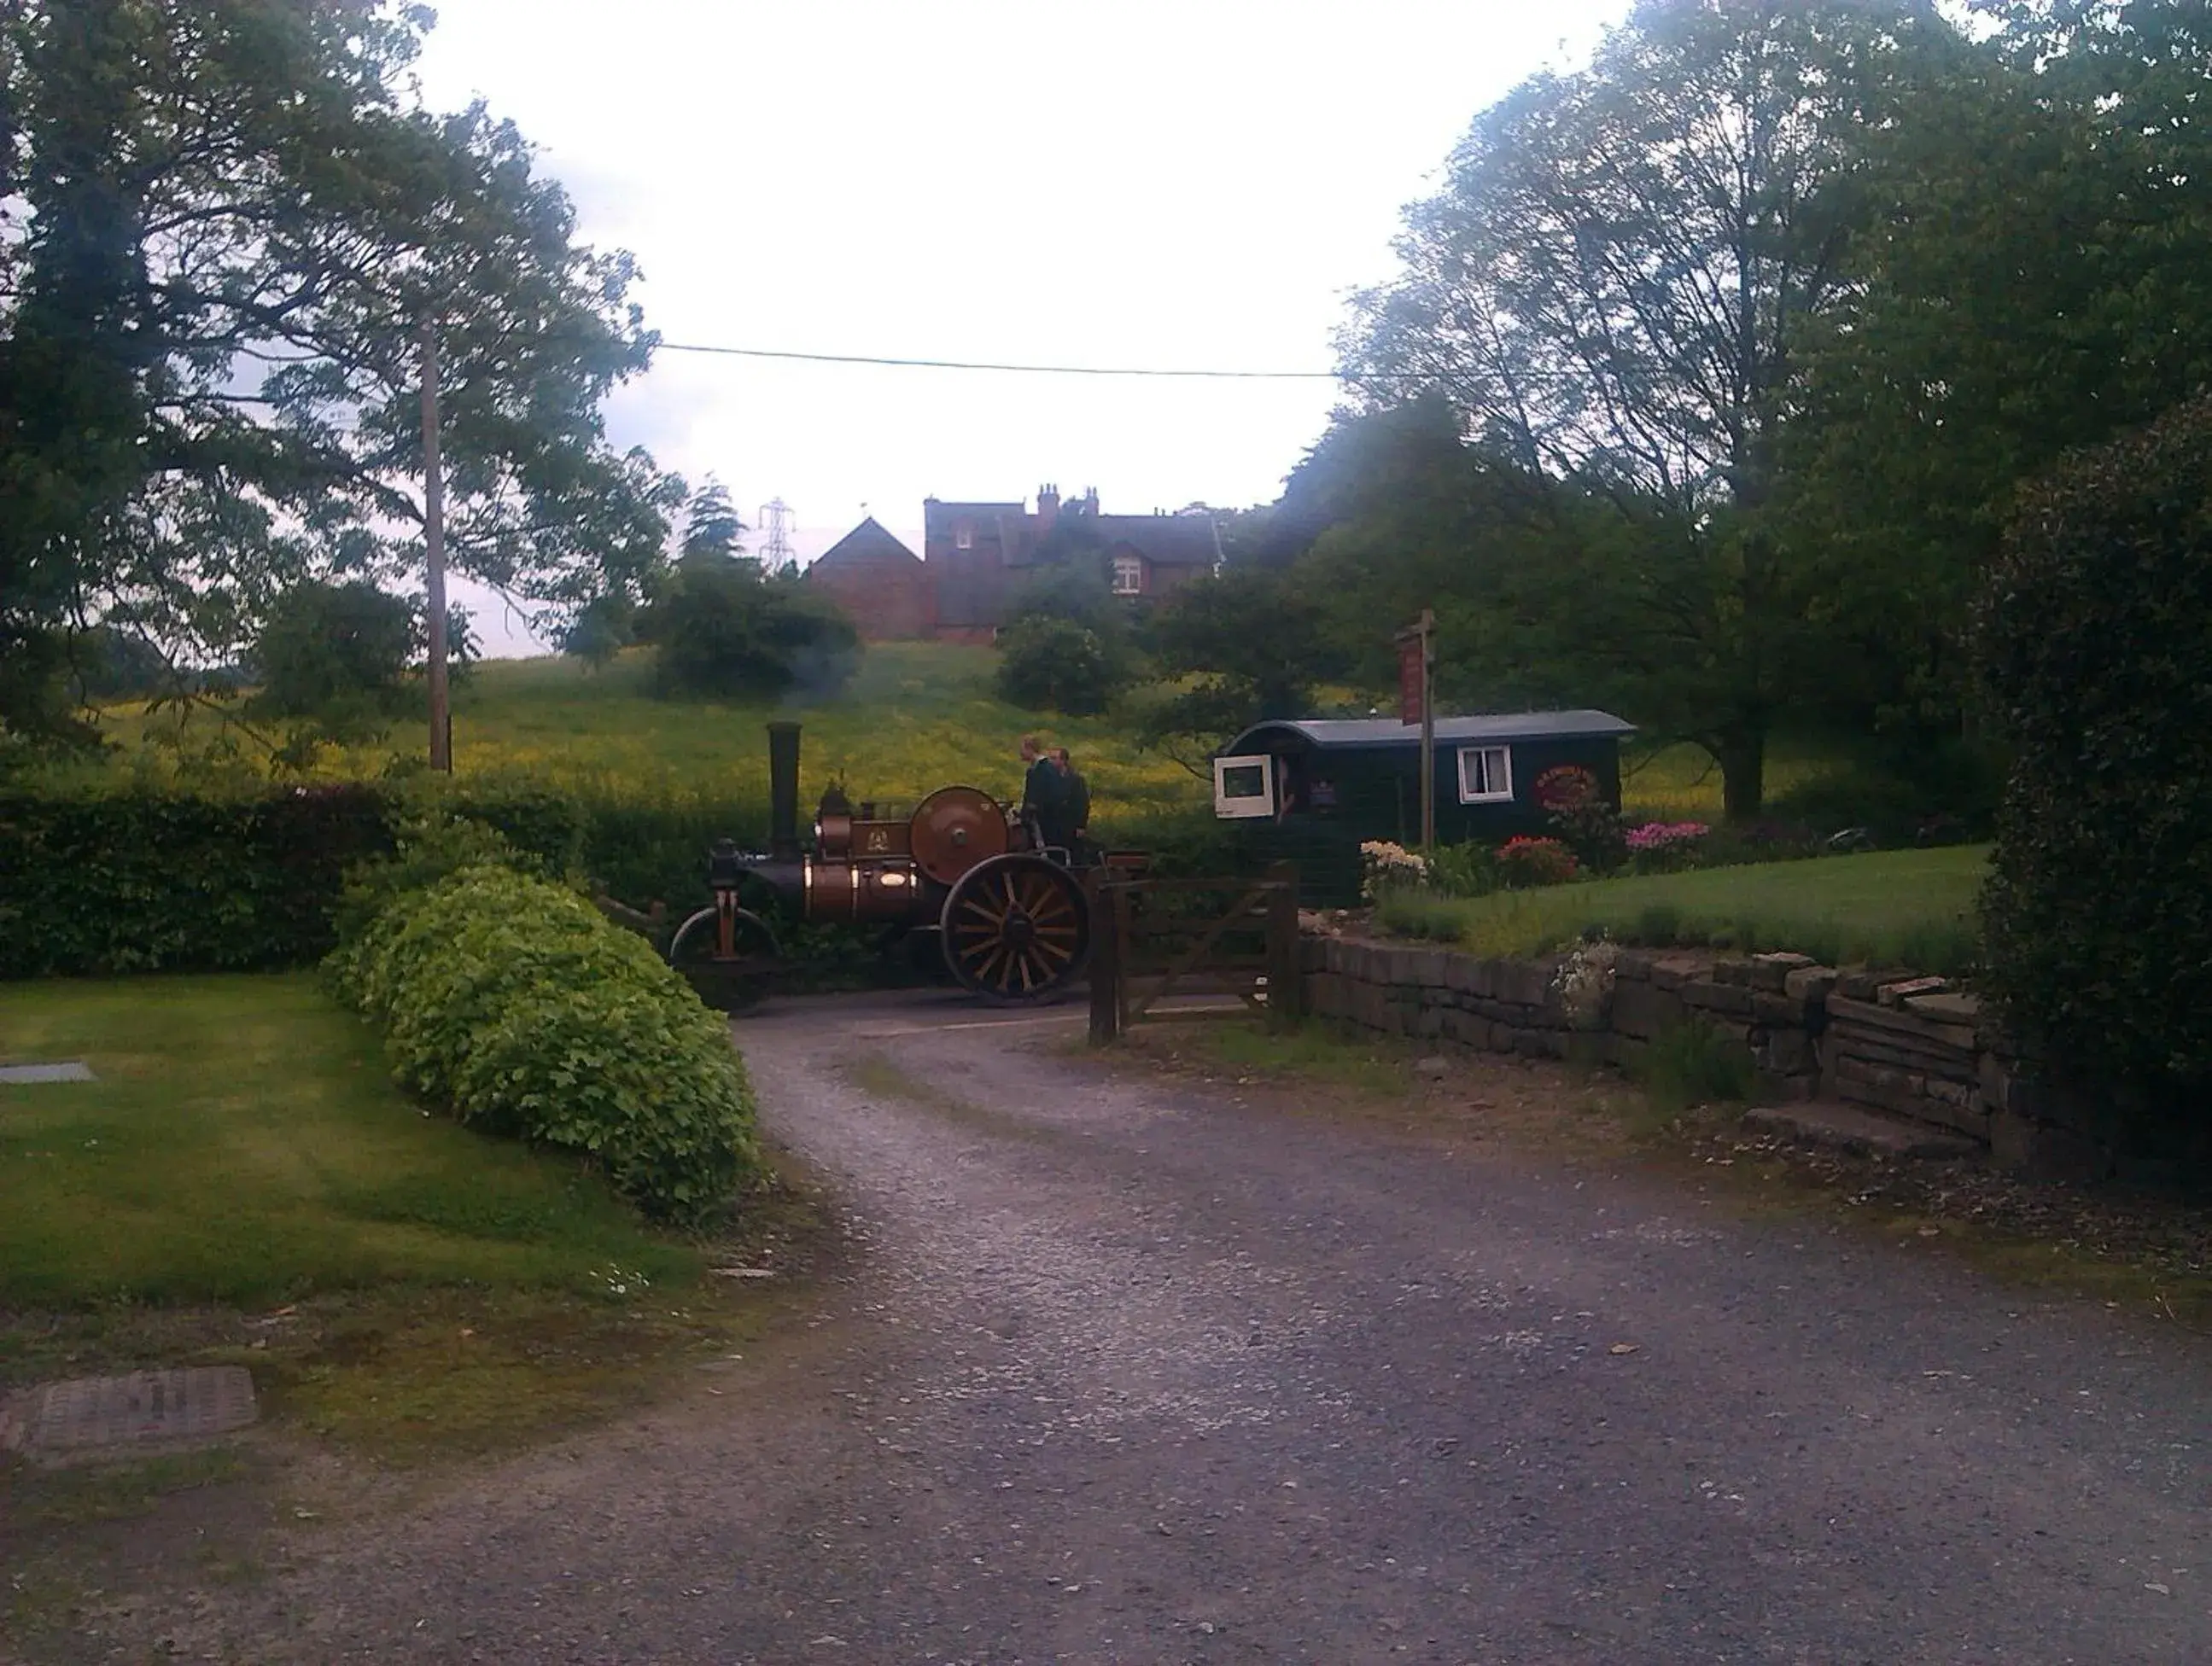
[{"left": 213, "top": 989, "right": 2206, "bottom": 1663}]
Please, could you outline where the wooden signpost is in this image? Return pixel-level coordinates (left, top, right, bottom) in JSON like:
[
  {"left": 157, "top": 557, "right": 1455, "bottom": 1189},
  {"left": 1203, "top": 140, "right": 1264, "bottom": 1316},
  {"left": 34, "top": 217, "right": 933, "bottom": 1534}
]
[{"left": 1397, "top": 609, "right": 1435, "bottom": 855}]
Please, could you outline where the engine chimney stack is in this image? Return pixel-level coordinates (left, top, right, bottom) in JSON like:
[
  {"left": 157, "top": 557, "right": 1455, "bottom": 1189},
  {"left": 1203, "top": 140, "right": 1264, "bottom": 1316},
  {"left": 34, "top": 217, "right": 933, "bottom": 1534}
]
[{"left": 767, "top": 721, "right": 802, "bottom": 859}]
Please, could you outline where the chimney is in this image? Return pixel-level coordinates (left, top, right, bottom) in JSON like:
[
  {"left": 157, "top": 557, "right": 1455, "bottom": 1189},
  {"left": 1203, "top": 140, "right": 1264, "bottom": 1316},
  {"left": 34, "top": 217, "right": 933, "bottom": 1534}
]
[
  {"left": 1036, "top": 483, "right": 1059, "bottom": 530},
  {"left": 767, "top": 721, "right": 801, "bottom": 859}
]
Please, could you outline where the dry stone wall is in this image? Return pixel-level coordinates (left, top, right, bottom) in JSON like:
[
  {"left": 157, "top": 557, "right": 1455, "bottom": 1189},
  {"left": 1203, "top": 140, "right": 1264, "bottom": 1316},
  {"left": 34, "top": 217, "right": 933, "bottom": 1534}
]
[{"left": 1298, "top": 935, "right": 2099, "bottom": 1177}]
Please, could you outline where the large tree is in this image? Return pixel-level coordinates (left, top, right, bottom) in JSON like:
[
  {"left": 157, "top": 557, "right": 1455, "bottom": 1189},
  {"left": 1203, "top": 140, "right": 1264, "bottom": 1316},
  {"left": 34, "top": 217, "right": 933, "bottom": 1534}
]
[
  {"left": 1339, "top": 0, "right": 1964, "bottom": 817},
  {"left": 0, "top": 1, "right": 680, "bottom": 742}
]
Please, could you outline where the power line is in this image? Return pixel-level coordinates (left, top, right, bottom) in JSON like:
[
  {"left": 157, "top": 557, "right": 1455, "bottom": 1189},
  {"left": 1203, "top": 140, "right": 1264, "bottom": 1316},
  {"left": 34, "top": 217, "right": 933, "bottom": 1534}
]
[{"left": 651, "top": 340, "right": 1348, "bottom": 380}]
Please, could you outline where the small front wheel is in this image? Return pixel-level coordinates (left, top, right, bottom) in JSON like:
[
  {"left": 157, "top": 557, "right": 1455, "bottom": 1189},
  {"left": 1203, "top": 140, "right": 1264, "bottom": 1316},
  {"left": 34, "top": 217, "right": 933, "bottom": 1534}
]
[{"left": 668, "top": 902, "right": 783, "bottom": 1011}]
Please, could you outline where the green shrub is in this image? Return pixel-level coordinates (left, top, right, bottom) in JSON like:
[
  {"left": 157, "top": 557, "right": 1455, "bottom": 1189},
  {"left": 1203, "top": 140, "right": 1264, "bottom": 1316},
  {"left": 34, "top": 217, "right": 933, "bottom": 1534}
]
[
  {"left": 994, "top": 615, "right": 1131, "bottom": 716},
  {"left": 1976, "top": 396, "right": 2212, "bottom": 1162},
  {"left": 1637, "top": 1019, "right": 1756, "bottom": 1115},
  {"left": 330, "top": 865, "right": 760, "bottom": 1225},
  {"left": 1427, "top": 841, "right": 1499, "bottom": 898}
]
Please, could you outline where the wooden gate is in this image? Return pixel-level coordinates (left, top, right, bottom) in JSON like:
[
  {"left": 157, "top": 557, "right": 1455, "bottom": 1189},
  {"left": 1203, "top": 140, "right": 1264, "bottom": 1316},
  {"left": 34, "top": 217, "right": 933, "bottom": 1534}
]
[{"left": 1086, "top": 862, "right": 1302, "bottom": 1044}]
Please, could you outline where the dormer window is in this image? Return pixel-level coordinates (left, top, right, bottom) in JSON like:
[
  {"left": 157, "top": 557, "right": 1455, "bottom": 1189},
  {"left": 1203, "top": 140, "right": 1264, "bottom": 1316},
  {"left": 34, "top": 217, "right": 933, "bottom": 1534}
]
[{"left": 1111, "top": 554, "right": 1144, "bottom": 595}]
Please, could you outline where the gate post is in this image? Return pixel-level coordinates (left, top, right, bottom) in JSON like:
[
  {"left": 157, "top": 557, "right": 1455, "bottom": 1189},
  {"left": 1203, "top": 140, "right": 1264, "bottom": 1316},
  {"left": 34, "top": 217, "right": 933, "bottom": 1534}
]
[
  {"left": 1264, "top": 860, "right": 1303, "bottom": 1032},
  {"left": 1087, "top": 875, "right": 1120, "bottom": 1046}
]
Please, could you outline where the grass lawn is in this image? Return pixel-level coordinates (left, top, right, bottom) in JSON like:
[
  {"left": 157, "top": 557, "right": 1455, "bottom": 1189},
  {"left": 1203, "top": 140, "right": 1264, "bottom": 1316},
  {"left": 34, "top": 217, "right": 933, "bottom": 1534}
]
[
  {"left": 1382, "top": 845, "right": 1990, "bottom": 972},
  {"left": 0, "top": 974, "right": 808, "bottom": 1460}
]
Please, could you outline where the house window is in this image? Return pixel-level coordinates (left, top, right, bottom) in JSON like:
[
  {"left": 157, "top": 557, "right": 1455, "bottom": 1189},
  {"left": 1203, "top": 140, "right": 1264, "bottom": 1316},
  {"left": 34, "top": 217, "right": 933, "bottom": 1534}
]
[
  {"left": 1457, "top": 744, "right": 1513, "bottom": 804},
  {"left": 1111, "top": 555, "right": 1144, "bottom": 595},
  {"left": 954, "top": 521, "right": 974, "bottom": 550},
  {"left": 1212, "top": 754, "right": 1275, "bottom": 819}
]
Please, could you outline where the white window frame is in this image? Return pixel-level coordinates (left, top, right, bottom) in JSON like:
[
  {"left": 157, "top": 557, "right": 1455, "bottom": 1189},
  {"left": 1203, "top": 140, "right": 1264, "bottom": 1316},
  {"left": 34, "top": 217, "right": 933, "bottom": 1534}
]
[
  {"left": 1212, "top": 754, "right": 1276, "bottom": 818},
  {"left": 1110, "top": 554, "right": 1144, "bottom": 596},
  {"left": 1456, "top": 744, "right": 1513, "bottom": 804}
]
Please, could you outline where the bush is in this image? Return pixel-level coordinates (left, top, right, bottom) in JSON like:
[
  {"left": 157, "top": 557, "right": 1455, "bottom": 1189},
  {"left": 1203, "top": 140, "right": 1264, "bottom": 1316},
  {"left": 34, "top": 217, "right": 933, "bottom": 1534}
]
[
  {"left": 330, "top": 865, "right": 761, "bottom": 1224},
  {"left": 1495, "top": 835, "right": 1579, "bottom": 888},
  {"left": 1372, "top": 887, "right": 1468, "bottom": 943},
  {"left": 994, "top": 615, "right": 1130, "bottom": 715},
  {"left": 1427, "top": 841, "right": 1498, "bottom": 899},
  {"left": 644, "top": 556, "right": 859, "bottom": 702},
  {"left": 1976, "top": 396, "right": 2212, "bottom": 1162}
]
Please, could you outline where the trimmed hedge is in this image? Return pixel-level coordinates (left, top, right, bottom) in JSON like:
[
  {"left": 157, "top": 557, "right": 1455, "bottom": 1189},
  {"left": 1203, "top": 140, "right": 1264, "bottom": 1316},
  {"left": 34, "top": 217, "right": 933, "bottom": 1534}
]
[
  {"left": 1976, "top": 395, "right": 2212, "bottom": 1160},
  {"left": 330, "top": 865, "right": 761, "bottom": 1225},
  {"left": 0, "top": 781, "right": 754, "bottom": 977}
]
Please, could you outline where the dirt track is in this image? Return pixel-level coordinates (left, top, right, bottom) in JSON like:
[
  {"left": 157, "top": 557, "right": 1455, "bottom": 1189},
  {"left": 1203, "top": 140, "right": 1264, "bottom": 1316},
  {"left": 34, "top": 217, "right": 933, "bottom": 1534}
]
[{"left": 74, "top": 990, "right": 2212, "bottom": 1663}]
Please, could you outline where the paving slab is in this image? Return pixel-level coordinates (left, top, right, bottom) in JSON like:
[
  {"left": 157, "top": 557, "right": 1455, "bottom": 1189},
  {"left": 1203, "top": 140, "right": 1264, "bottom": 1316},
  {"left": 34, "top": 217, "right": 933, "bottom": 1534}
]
[
  {"left": 1742, "top": 1099, "right": 1981, "bottom": 1161},
  {"left": 0, "top": 1060, "right": 96, "bottom": 1084},
  {"left": 0, "top": 1367, "right": 257, "bottom": 1458}
]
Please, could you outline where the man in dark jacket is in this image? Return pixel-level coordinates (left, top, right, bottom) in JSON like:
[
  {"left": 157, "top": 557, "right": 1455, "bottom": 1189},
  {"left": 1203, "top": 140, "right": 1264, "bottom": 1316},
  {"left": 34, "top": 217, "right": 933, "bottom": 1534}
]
[
  {"left": 1053, "top": 747, "right": 1090, "bottom": 851},
  {"left": 1018, "top": 735, "right": 1066, "bottom": 848}
]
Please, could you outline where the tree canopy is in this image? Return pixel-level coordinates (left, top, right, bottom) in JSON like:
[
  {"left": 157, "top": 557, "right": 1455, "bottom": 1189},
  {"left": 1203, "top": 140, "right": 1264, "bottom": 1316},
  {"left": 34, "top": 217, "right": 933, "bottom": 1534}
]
[{"left": 0, "top": 0, "right": 680, "bottom": 745}]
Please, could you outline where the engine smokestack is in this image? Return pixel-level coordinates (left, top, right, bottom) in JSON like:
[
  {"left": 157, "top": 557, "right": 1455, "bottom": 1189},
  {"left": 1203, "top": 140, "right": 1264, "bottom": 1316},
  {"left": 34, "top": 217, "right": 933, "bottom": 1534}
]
[{"left": 767, "top": 721, "right": 801, "bottom": 859}]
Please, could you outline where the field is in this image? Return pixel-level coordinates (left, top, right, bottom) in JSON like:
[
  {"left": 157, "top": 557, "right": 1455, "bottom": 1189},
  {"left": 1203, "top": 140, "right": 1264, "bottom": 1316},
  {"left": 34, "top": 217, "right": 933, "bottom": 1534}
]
[
  {"left": 83, "top": 640, "right": 1842, "bottom": 828},
  {"left": 1379, "top": 846, "right": 1989, "bottom": 973}
]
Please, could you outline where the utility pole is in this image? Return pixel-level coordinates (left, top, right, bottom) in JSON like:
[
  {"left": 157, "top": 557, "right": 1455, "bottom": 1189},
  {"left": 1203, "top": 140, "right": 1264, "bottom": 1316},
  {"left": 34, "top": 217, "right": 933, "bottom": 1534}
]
[{"left": 420, "top": 321, "right": 452, "bottom": 772}]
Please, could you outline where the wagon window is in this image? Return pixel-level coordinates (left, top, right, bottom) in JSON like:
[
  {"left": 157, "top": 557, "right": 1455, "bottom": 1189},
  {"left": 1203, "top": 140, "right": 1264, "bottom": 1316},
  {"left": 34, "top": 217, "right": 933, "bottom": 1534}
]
[
  {"left": 1212, "top": 754, "right": 1275, "bottom": 818},
  {"left": 1457, "top": 744, "right": 1513, "bottom": 803}
]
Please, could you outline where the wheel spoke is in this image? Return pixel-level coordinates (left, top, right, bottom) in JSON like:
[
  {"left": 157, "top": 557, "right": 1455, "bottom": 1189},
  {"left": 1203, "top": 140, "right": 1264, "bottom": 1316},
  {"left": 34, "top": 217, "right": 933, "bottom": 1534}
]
[{"left": 1031, "top": 935, "right": 1072, "bottom": 966}]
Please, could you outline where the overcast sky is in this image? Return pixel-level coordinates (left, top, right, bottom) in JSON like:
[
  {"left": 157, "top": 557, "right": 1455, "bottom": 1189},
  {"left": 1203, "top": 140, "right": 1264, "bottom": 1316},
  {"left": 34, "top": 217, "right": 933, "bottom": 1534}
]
[{"left": 411, "top": 1, "right": 1628, "bottom": 653}]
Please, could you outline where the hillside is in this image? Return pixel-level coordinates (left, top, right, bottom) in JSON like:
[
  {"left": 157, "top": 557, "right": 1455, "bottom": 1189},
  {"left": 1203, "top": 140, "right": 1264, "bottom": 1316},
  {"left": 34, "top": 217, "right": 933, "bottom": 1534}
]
[{"left": 84, "top": 641, "right": 1842, "bottom": 827}]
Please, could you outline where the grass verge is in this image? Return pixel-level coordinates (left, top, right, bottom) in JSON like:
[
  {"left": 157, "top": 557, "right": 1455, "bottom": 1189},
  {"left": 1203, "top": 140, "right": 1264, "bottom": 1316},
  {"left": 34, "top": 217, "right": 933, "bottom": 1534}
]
[
  {"left": 0, "top": 973, "right": 827, "bottom": 1462},
  {"left": 1378, "top": 845, "right": 1987, "bottom": 973}
]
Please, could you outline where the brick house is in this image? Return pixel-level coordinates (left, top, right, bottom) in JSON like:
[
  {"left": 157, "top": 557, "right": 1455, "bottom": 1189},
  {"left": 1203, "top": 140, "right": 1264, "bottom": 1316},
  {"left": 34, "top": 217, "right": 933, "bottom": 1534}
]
[
  {"left": 803, "top": 516, "right": 936, "bottom": 642},
  {"left": 807, "top": 486, "right": 1220, "bottom": 643}
]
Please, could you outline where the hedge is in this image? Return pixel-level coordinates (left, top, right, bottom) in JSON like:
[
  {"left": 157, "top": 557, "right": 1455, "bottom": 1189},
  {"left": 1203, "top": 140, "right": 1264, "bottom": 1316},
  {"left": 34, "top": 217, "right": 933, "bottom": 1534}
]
[
  {"left": 1976, "top": 394, "right": 2212, "bottom": 1162},
  {"left": 329, "top": 865, "right": 761, "bottom": 1225},
  {"left": 0, "top": 781, "right": 755, "bottom": 977}
]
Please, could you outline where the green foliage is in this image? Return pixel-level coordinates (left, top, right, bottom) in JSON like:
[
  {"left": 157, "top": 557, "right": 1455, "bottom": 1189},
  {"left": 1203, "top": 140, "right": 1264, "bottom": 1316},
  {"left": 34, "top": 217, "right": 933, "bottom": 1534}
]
[
  {"left": 331, "top": 811, "right": 541, "bottom": 946},
  {"left": 1975, "top": 397, "right": 2212, "bottom": 1160},
  {"left": 0, "top": 0, "right": 680, "bottom": 696},
  {"left": 643, "top": 556, "right": 860, "bottom": 703},
  {"left": 1637, "top": 1020, "right": 1758, "bottom": 1116},
  {"left": 251, "top": 580, "right": 417, "bottom": 722},
  {"left": 682, "top": 477, "right": 746, "bottom": 562},
  {"left": 1426, "top": 841, "right": 1499, "bottom": 900},
  {"left": 1143, "top": 564, "right": 1349, "bottom": 746},
  {"left": 330, "top": 865, "right": 762, "bottom": 1225},
  {"left": 1372, "top": 888, "right": 1472, "bottom": 944},
  {"left": 994, "top": 615, "right": 1128, "bottom": 716}
]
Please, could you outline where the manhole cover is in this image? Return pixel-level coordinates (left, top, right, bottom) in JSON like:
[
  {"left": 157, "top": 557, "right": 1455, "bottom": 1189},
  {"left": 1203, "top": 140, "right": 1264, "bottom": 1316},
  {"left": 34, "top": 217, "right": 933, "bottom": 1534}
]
[
  {"left": 1, "top": 1367, "right": 257, "bottom": 1457},
  {"left": 0, "top": 1061, "right": 96, "bottom": 1084}
]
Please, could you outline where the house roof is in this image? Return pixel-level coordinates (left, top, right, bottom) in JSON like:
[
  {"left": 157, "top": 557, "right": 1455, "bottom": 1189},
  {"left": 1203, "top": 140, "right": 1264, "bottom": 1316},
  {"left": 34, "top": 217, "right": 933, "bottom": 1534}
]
[
  {"left": 809, "top": 516, "right": 920, "bottom": 568},
  {"left": 1223, "top": 710, "right": 1637, "bottom": 753}
]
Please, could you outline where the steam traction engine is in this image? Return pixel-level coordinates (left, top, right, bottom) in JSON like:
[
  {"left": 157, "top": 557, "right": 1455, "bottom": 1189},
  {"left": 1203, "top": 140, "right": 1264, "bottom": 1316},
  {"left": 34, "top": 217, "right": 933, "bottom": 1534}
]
[{"left": 669, "top": 722, "right": 1129, "bottom": 1003}]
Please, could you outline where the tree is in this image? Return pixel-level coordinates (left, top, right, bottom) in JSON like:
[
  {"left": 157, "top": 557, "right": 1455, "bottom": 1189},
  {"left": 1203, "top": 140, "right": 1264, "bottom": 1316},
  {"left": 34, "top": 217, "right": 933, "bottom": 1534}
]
[
  {"left": 1339, "top": 0, "right": 1964, "bottom": 817},
  {"left": 643, "top": 556, "right": 859, "bottom": 703},
  {"left": 0, "top": 1, "right": 680, "bottom": 742},
  {"left": 995, "top": 616, "right": 1124, "bottom": 716},
  {"left": 251, "top": 581, "right": 418, "bottom": 720},
  {"left": 1783, "top": 0, "right": 2212, "bottom": 752},
  {"left": 1143, "top": 566, "right": 1350, "bottom": 749},
  {"left": 682, "top": 478, "right": 746, "bottom": 563}
]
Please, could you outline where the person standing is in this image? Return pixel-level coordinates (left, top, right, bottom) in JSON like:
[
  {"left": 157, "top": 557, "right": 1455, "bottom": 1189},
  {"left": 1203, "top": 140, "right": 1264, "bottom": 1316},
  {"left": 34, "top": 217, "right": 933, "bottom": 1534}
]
[
  {"left": 1053, "top": 747, "right": 1090, "bottom": 850},
  {"left": 1018, "top": 735, "right": 1065, "bottom": 848}
]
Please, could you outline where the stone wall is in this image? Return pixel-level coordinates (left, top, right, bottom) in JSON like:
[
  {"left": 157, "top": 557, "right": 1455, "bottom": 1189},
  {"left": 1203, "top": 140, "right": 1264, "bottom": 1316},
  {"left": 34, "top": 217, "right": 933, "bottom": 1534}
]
[{"left": 1298, "top": 935, "right": 2093, "bottom": 1175}]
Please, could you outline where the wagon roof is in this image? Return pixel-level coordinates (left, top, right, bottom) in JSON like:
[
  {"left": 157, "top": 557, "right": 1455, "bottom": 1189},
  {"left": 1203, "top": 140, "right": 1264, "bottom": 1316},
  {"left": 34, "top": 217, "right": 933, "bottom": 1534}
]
[{"left": 1222, "top": 711, "right": 1636, "bottom": 753}]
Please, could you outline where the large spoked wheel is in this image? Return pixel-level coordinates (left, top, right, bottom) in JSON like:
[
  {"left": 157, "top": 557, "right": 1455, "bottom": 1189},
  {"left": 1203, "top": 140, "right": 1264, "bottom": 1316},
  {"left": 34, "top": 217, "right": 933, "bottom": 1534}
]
[
  {"left": 939, "top": 853, "right": 1091, "bottom": 1003},
  {"left": 668, "top": 902, "right": 784, "bottom": 1011}
]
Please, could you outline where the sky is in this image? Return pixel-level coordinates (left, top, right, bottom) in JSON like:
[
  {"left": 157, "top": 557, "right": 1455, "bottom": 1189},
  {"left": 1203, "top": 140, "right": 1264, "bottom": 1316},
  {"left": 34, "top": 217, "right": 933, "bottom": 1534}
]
[{"left": 411, "top": 1, "right": 1629, "bottom": 654}]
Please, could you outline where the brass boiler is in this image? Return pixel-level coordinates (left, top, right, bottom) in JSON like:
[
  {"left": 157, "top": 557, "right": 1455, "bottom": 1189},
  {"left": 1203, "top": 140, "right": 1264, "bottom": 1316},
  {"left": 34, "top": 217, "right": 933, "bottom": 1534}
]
[
  {"left": 804, "top": 813, "right": 922, "bottom": 925},
  {"left": 803, "top": 784, "right": 1018, "bottom": 925}
]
